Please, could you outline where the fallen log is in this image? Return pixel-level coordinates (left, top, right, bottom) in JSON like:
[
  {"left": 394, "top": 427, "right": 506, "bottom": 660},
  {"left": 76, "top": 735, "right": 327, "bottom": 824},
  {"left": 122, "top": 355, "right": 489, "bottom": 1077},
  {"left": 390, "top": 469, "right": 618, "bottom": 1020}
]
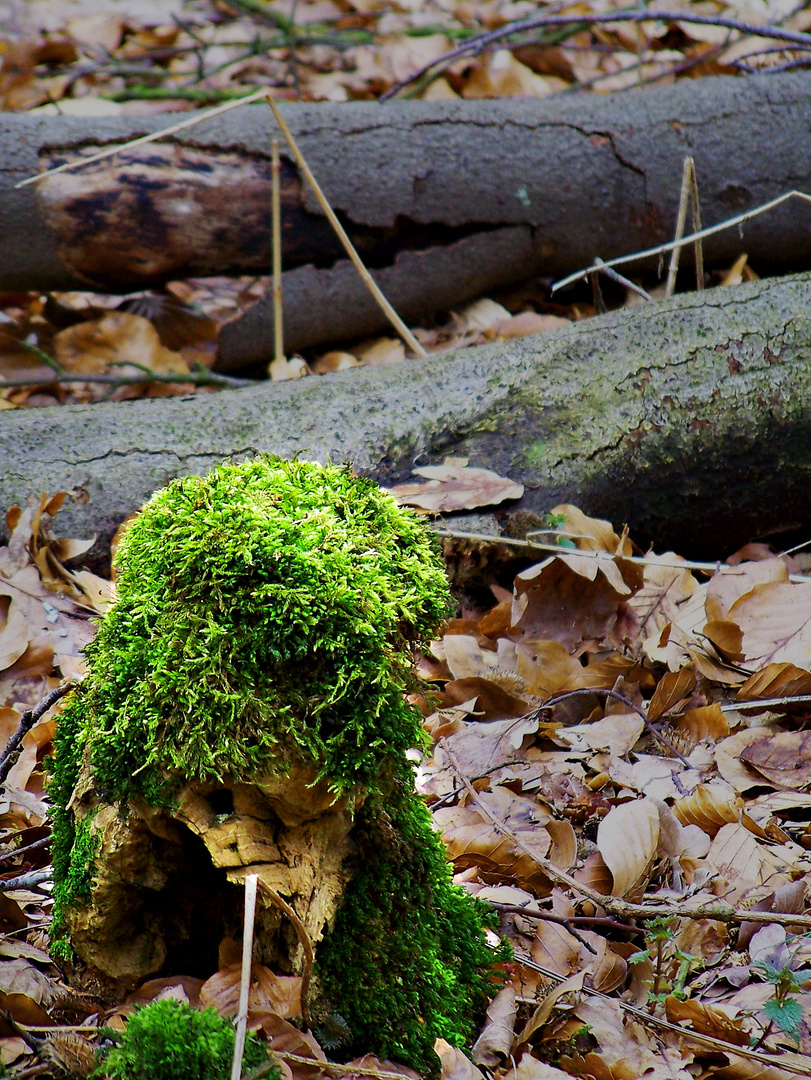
[
  {"left": 2, "top": 73, "right": 811, "bottom": 361},
  {"left": 1, "top": 271, "right": 809, "bottom": 558}
]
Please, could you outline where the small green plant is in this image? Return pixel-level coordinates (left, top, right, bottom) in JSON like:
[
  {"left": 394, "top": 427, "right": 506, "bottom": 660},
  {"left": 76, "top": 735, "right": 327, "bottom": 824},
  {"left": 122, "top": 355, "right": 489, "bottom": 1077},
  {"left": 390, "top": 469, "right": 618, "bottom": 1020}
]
[
  {"left": 752, "top": 952, "right": 808, "bottom": 1047},
  {"left": 542, "top": 512, "right": 577, "bottom": 548},
  {"left": 93, "top": 999, "right": 275, "bottom": 1080},
  {"left": 628, "top": 917, "right": 700, "bottom": 1012}
]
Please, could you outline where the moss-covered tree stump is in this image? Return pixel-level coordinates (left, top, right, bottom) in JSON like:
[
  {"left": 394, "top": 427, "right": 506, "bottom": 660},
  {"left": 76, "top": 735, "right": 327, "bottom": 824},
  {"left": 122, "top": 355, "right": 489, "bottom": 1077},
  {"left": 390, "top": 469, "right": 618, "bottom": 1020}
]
[{"left": 49, "top": 457, "right": 503, "bottom": 1074}]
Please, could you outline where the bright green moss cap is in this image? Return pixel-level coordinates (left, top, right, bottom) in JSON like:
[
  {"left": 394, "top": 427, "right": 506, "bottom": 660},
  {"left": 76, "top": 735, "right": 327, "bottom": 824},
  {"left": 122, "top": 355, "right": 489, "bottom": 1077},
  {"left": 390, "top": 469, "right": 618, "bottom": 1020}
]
[{"left": 70, "top": 456, "right": 451, "bottom": 804}]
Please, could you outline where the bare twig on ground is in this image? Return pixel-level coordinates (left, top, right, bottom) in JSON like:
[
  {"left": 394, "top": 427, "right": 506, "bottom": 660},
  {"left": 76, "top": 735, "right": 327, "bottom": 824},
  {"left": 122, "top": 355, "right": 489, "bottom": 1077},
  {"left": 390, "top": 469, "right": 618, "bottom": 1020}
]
[
  {"left": 515, "top": 949, "right": 811, "bottom": 1076},
  {"left": 0, "top": 836, "right": 51, "bottom": 865},
  {"left": 381, "top": 9, "right": 811, "bottom": 100},
  {"left": 0, "top": 679, "right": 76, "bottom": 786},
  {"left": 0, "top": 870, "right": 53, "bottom": 891},
  {"left": 439, "top": 738, "right": 811, "bottom": 930}
]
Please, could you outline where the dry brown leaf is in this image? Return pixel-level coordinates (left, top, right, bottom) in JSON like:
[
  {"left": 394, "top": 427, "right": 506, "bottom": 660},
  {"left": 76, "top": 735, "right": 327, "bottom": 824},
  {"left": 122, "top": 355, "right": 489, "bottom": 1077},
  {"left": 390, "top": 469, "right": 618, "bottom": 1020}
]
[
  {"left": 494, "top": 312, "right": 570, "bottom": 340},
  {"left": 727, "top": 581, "right": 811, "bottom": 669},
  {"left": 716, "top": 730, "right": 782, "bottom": 793},
  {"left": 462, "top": 50, "right": 568, "bottom": 98},
  {"left": 672, "top": 703, "right": 729, "bottom": 747},
  {"left": 200, "top": 962, "right": 301, "bottom": 1022},
  {"left": 433, "top": 788, "right": 564, "bottom": 893},
  {"left": 648, "top": 667, "right": 696, "bottom": 723},
  {"left": 738, "top": 662, "right": 811, "bottom": 701},
  {"left": 435, "top": 1038, "right": 486, "bottom": 1080},
  {"left": 515, "top": 640, "right": 591, "bottom": 698},
  {"left": 471, "top": 984, "right": 516, "bottom": 1065},
  {"left": 496, "top": 1053, "right": 574, "bottom": 1080},
  {"left": 342, "top": 1057, "right": 419, "bottom": 1080},
  {"left": 455, "top": 298, "right": 511, "bottom": 334},
  {"left": 555, "top": 712, "right": 645, "bottom": 758},
  {"left": 707, "top": 822, "right": 794, "bottom": 904},
  {"left": 513, "top": 559, "right": 639, "bottom": 655},
  {"left": 391, "top": 458, "right": 523, "bottom": 513},
  {"left": 543, "top": 504, "right": 638, "bottom": 597},
  {"left": 596, "top": 797, "right": 660, "bottom": 899},
  {"left": 665, "top": 996, "right": 750, "bottom": 1046},
  {"left": 740, "top": 730, "right": 811, "bottom": 789},
  {"left": 353, "top": 337, "right": 405, "bottom": 367},
  {"left": 708, "top": 561, "right": 790, "bottom": 622},
  {"left": 310, "top": 350, "right": 359, "bottom": 374},
  {"left": 54, "top": 311, "right": 190, "bottom": 378},
  {"left": 673, "top": 783, "right": 742, "bottom": 837}
]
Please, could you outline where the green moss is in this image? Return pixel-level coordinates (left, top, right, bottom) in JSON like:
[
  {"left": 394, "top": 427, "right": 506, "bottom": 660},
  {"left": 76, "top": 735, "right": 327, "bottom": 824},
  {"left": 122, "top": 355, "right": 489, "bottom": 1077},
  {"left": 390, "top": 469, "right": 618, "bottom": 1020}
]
[
  {"left": 54, "top": 457, "right": 450, "bottom": 806},
  {"left": 316, "top": 788, "right": 509, "bottom": 1076},
  {"left": 93, "top": 999, "right": 275, "bottom": 1080}
]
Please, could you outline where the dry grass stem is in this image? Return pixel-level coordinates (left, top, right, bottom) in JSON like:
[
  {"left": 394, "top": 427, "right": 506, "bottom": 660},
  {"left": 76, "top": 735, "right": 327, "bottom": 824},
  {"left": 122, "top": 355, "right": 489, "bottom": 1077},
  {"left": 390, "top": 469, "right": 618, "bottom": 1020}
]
[
  {"left": 264, "top": 93, "right": 426, "bottom": 358},
  {"left": 15, "top": 88, "right": 270, "bottom": 188},
  {"left": 231, "top": 873, "right": 258, "bottom": 1080}
]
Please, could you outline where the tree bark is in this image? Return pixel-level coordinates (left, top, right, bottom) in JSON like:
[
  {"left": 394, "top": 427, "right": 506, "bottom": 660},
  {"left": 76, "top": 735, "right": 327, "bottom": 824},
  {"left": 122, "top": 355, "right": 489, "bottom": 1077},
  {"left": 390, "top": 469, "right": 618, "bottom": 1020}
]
[
  {"left": 2, "top": 73, "right": 811, "bottom": 361},
  {"left": 1, "top": 271, "right": 809, "bottom": 559}
]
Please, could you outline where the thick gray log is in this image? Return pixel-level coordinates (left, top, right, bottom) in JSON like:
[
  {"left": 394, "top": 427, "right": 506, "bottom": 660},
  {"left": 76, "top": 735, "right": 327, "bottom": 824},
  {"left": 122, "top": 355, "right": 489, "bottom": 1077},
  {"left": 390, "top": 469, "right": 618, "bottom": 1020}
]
[
  {"left": 2, "top": 73, "right": 811, "bottom": 361},
  {"left": 0, "top": 271, "right": 809, "bottom": 558}
]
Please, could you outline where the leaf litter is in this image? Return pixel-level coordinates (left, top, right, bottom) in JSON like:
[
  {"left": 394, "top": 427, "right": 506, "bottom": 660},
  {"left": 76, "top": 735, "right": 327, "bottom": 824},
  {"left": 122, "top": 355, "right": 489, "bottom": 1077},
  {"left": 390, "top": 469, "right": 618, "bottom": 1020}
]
[{"left": 3, "top": 494, "right": 811, "bottom": 1076}]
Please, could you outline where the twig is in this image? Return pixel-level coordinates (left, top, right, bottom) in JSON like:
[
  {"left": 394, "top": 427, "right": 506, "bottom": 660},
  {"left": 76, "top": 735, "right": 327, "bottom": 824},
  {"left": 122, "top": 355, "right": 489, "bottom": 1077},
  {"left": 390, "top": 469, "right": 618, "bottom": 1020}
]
[
  {"left": 513, "top": 949, "right": 811, "bottom": 1076},
  {"left": 536, "top": 687, "right": 691, "bottom": 766},
  {"left": 264, "top": 92, "right": 426, "bottom": 359},
  {"left": 0, "top": 870, "right": 53, "bottom": 891},
  {"left": 490, "top": 902, "right": 642, "bottom": 936},
  {"left": 552, "top": 189, "right": 811, "bottom": 292},
  {"left": 0, "top": 679, "right": 76, "bottom": 786},
  {"left": 15, "top": 87, "right": 272, "bottom": 188},
  {"left": 249, "top": 1053, "right": 420, "bottom": 1080},
  {"left": 592, "top": 258, "right": 653, "bottom": 302},
  {"left": 380, "top": 9, "right": 811, "bottom": 100},
  {"left": 256, "top": 880, "right": 313, "bottom": 1030},
  {"left": 232, "top": 873, "right": 258, "bottom": 1080},
  {"left": 438, "top": 738, "right": 811, "bottom": 930},
  {"left": 431, "top": 526, "right": 811, "bottom": 583},
  {"left": 0, "top": 836, "right": 51, "bottom": 864}
]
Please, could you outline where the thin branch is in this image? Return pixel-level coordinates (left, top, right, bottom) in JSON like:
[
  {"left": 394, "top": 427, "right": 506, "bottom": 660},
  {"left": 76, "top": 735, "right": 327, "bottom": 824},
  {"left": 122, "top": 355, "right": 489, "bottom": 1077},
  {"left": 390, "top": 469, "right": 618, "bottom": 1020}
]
[
  {"left": 0, "top": 679, "right": 76, "bottom": 786},
  {"left": 231, "top": 874, "right": 258, "bottom": 1080},
  {"left": 247, "top": 1054, "right": 418, "bottom": 1080},
  {"left": 490, "top": 901, "right": 643, "bottom": 936},
  {"left": 439, "top": 738, "right": 811, "bottom": 930},
  {"left": 552, "top": 189, "right": 811, "bottom": 292},
  {"left": 380, "top": 9, "right": 811, "bottom": 100},
  {"left": 0, "top": 836, "right": 51, "bottom": 865},
  {"left": 514, "top": 950, "right": 811, "bottom": 1076},
  {"left": 431, "top": 526, "right": 811, "bottom": 583},
  {"left": 592, "top": 258, "right": 653, "bottom": 302},
  {"left": 264, "top": 93, "right": 426, "bottom": 358},
  {"left": 537, "top": 687, "right": 690, "bottom": 766},
  {"left": 0, "top": 870, "right": 53, "bottom": 891}
]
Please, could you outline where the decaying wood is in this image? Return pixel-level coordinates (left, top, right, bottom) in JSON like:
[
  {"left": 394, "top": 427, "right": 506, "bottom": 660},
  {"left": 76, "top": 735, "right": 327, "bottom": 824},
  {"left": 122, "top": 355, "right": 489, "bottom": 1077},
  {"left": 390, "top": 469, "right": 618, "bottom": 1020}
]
[
  {"left": 1, "top": 271, "right": 810, "bottom": 559},
  {"left": 2, "top": 73, "right": 811, "bottom": 360}
]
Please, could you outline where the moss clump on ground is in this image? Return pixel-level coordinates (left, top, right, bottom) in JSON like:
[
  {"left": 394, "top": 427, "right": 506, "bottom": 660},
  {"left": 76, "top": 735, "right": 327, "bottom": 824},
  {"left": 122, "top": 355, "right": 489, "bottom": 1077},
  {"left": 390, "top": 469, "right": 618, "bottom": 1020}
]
[
  {"left": 94, "top": 999, "right": 275, "bottom": 1080},
  {"left": 50, "top": 456, "right": 506, "bottom": 1074}
]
